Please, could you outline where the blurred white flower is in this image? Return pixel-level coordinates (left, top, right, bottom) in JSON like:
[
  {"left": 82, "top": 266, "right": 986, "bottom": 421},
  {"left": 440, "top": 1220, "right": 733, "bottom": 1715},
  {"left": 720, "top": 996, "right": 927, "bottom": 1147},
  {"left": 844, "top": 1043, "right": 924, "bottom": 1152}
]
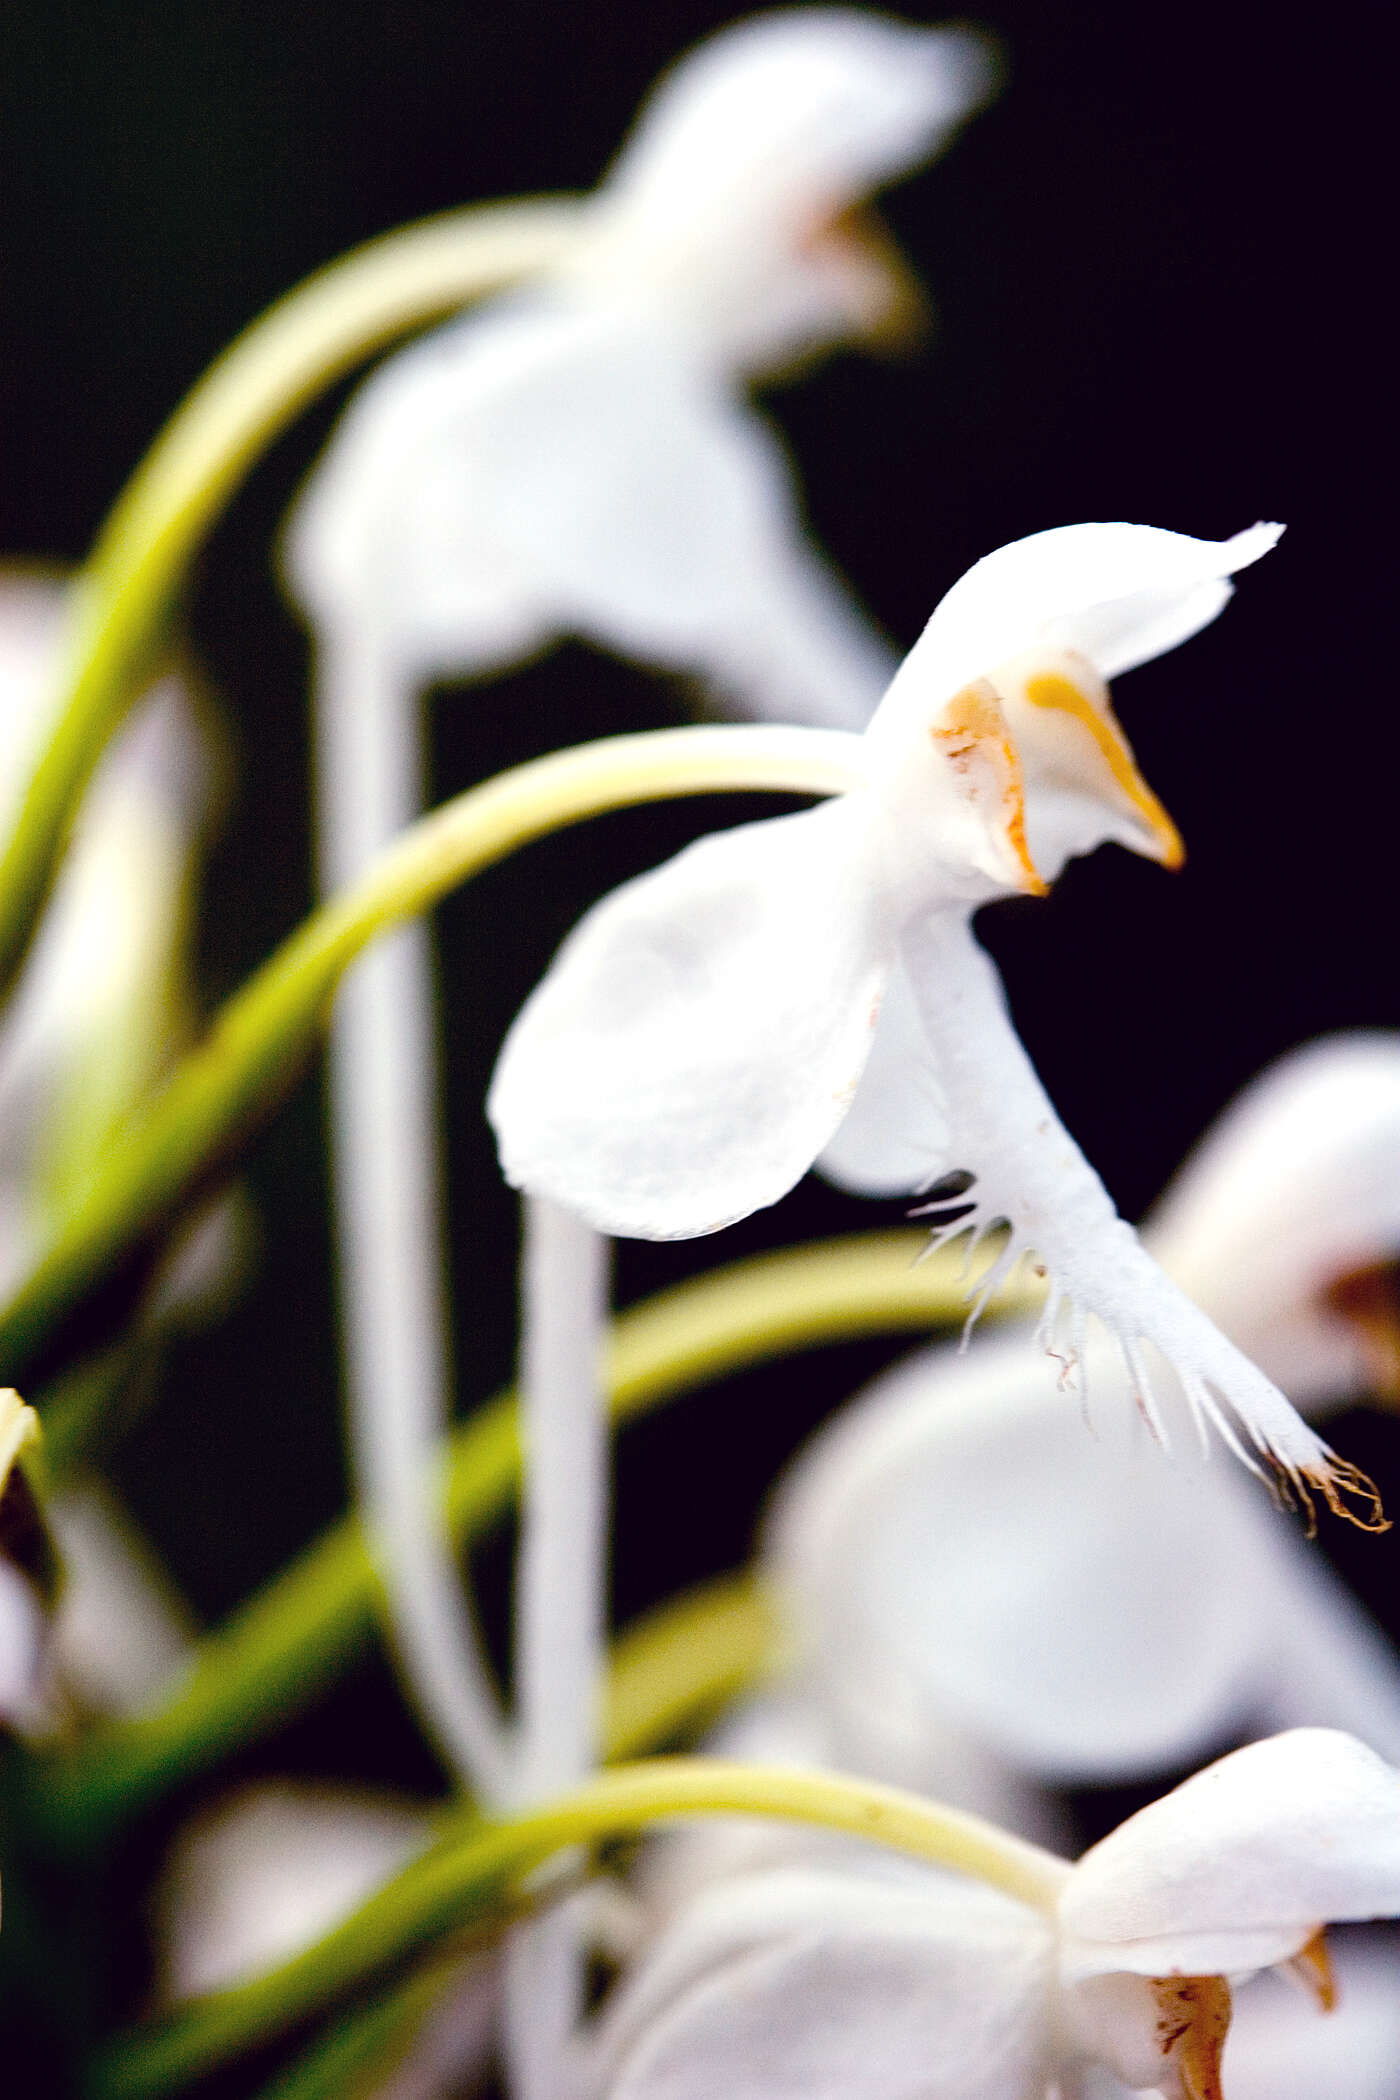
[
  {"left": 285, "top": 8, "right": 993, "bottom": 728},
  {"left": 587, "top": 1731, "right": 1400, "bottom": 2100},
  {"left": 156, "top": 1780, "right": 432, "bottom": 2000},
  {"left": 0, "top": 570, "right": 218, "bottom": 1287},
  {"left": 0, "top": 570, "right": 232, "bottom": 1731},
  {"left": 489, "top": 521, "right": 1375, "bottom": 1516},
  {"left": 0, "top": 1388, "right": 47, "bottom": 1738}
]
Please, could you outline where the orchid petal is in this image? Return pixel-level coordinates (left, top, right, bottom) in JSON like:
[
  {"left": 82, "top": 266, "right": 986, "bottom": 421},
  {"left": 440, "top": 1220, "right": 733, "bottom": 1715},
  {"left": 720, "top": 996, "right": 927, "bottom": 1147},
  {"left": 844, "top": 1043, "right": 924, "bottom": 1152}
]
[
  {"left": 489, "top": 798, "right": 892, "bottom": 1238},
  {"left": 158, "top": 1781, "right": 431, "bottom": 2000},
  {"left": 870, "top": 524, "right": 1280, "bottom": 744},
  {"left": 585, "top": 1868, "right": 1053, "bottom": 2100},
  {"left": 896, "top": 916, "right": 1377, "bottom": 1521},
  {"left": 817, "top": 957, "right": 954, "bottom": 1196},
  {"left": 1060, "top": 1731, "right": 1400, "bottom": 1983},
  {"left": 768, "top": 1332, "right": 1283, "bottom": 1783},
  {"left": 291, "top": 308, "right": 892, "bottom": 726}
]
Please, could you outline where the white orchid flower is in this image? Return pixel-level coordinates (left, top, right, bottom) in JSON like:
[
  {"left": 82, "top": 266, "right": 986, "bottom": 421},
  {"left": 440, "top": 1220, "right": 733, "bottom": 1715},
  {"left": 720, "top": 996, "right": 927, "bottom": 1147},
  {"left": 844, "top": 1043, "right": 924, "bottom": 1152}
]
[
  {"left": 490, "top": 521, "right": 1378, "bottom": 1521},
  {"left": 586, "top": 1731, "right": 1400, "bottom": 2100},
  {"left": 286, "top": 9, "right": 991, "bottom": 728},
  {"left": 733, "top": 1036, "right": 1400, "bottom": 1832}
]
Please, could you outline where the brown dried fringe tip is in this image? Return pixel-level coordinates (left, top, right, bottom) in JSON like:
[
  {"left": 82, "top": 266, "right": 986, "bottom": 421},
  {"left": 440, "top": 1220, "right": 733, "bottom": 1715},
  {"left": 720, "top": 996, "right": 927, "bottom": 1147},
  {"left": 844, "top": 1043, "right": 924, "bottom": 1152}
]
[{"left": 1273, "top": 1452, "right": 1389, "bottom": 1538}]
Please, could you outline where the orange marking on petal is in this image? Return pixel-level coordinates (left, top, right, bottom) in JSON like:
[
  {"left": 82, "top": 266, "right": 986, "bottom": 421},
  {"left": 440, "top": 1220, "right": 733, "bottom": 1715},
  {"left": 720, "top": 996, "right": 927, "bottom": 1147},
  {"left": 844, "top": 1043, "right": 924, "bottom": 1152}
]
[
  {"left": 802, "top": 201, "right": 929, "bottom": 352},
  {"left": 1152, "top": 1975, "right": 1232, "bottom": 2100},
  {"left": 1283, "top": 1928, "right": 1338, "bottom": 2013},
  {"left": 1023, "top": 669, "right": 1186, "bottom": 870},
  {"left": 932, "top": 682, "right": 1048, "bottom": 896}
]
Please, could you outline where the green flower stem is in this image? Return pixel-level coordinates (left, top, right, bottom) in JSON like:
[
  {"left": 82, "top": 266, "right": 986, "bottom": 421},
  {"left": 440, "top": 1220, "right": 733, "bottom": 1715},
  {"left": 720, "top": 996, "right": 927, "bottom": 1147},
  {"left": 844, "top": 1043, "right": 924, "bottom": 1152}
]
[
  {"left": 0, "top": 199, "right": 579, "bottom": 996},
  {"left": 0, "top": 721, "right": 865, "bottom": 1382},
  {"left": 92, "top": 1756, "right": 1069, "bottom": 2100},
  {"left": 28, "top": 1231, "right": 1030, "bottom": 1845},
  {"left": 253, "top": 1954, "right": 475, "bottom": 2100}
]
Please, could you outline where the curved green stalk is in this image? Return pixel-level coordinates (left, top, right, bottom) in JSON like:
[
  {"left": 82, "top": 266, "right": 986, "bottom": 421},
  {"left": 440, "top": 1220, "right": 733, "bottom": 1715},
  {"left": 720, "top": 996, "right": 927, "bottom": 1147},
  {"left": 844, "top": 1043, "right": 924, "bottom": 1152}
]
[
  {"left": 0, "top": 721, "right": 864, "bottom": 1380},
  {"left": 27, "top": 1231, "right": 1030, "bottom": 1844},
  {"left": 0, "top": 199, "right": 579, "bottom": 996},
  {"left": 91, "top": 1756, "right": 1068, "bottom": 2099}
]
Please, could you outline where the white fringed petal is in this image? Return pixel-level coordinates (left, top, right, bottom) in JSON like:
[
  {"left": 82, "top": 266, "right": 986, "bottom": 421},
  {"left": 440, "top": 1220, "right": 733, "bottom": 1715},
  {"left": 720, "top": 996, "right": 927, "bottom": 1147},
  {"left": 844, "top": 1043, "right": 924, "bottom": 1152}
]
[
  {"left": 489, "top": 798, "right": 893, "bottom": 1238},
  {"left": 869, "top": 522, "right": 1281, "bottom": 753},
  {"left": 585, "top": 1867, "right": 1053, "bottom": 2100},
  {"left": 1060, "top": 1730, "right": 1400, "bottom": 1983}
]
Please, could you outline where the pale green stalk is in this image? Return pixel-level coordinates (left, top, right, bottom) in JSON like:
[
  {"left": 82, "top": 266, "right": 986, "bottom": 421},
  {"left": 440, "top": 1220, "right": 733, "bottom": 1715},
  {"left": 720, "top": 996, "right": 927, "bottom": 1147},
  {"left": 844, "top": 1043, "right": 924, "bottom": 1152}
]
[
  {"left": 92, "top": 1756, "right": 1069, "bottom": 2100},
  {"left": 0, "top": 200, "right": 578, "bottom": 995},
  {"left": 27, "top": 1232, "right": 1029, "bottom": 1843},
  {"left": 0, "top": 722, "right": 863, "bottom": 1380}
]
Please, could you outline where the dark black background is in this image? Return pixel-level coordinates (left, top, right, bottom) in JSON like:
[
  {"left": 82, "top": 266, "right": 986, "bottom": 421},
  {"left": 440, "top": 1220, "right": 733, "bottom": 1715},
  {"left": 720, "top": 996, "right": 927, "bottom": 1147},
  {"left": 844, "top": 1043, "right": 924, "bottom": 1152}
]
[{"left": 2, "top": 0, "right": 1398, "bottom": 2079}]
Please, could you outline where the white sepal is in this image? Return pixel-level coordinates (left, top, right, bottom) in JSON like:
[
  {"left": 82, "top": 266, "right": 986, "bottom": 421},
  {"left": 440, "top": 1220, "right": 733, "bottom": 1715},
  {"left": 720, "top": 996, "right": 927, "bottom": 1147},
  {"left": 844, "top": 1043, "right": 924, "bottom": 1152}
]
[{"left": 869, "top": 522, "right": 1281, "bottom": 757}]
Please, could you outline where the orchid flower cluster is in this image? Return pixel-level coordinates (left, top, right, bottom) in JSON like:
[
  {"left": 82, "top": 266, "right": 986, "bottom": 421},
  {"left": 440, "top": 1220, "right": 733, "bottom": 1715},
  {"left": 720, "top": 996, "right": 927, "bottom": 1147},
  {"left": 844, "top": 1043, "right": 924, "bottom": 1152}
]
[{"left": 1, "top": 10, "right": 1399, "bottom": 2100}]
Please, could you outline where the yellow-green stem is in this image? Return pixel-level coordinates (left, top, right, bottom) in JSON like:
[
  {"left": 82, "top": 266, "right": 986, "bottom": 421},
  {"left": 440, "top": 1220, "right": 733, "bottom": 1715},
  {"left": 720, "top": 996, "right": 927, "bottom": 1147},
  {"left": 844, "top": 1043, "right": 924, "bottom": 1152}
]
[
  {"left": 0, "top": 722, "right": 863, "bottom": 1378},
  {"left": 92, "top": 1756, "right": 1068, "bottom": 2100},
  {"left": 27, "top": 1231, "right": 1031, "bottom": 1843},
  {"left": 0, "top": 198, "right": 578, "bottom": 995}
]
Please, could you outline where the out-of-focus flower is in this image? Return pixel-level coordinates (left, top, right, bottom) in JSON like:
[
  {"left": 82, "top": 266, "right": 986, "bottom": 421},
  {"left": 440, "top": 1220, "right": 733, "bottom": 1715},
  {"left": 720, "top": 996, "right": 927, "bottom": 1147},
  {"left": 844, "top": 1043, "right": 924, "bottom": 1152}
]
[
  {"left": 44, "top": 1479, "right": 197, "bottom": 1721},
  {"left": 740, "top": 1038, "right": 1400, "bottom": 1828},
  {"left": 0, "top": 571, "right": 234, "bottom": 1730},
  {"left": 0, "top": 570, "right": 219, "bottom": 1287},
  {"left": 489, "top": 522, "right": 1375, "bottom": 1517},
  {"left": 0, "top": 1388, "right": 50, "bottom": 1739},
  {"left": 587, "top": 1731, "right": 1400, "bottom": 2100},
  {"left": 285, "top": 9, "right": 993, "bottom": 729},
  {"left": 156, "top": 1781, "right": 433, "bottom": 2001}
]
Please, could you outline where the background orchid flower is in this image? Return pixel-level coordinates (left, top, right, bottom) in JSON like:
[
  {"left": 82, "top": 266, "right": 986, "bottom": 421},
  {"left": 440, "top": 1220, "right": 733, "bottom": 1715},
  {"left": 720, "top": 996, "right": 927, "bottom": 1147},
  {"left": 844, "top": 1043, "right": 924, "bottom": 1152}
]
[
  {"left": 586, "top": 1731, "right": 1400, "bottom": 2100},
  {"left": 490, "top": 520, "right": 1378, "bottom": 1518},
  {"left": 285, "top": 8, "right": 991, "bottom": 729},
  {"left": 277, "top": 6, "right": 993, "bottom": 1812},
  {"left": 0, "top": 574, "right": 217, "bottom": 1275},
  {"left": 730, "top": 1036, "right": 1400, "bottom": 1832},
  {"left": 0, "top": 1389, "right": 48, "bottom": 1739},
  {"left": 0, "top": 570, "right": 234, "bottom": 1733},
  {"left": 155, "top": 1780, "right": 433, "bottom": 2001}
]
